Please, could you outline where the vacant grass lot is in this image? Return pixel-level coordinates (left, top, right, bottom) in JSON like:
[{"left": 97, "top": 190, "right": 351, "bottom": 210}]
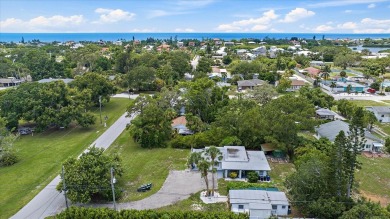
[
  {"left": 0, "top": 98, "right": 131, "bottom": 219},
  {"left": 349, "top": 100, "right": 389, "bottom": 107},
  {"left": 105, "top": 131, "right": 189, "bottom": 202},
  {"left": 356, "top": 156, "right": 390, "bottom": 206}
]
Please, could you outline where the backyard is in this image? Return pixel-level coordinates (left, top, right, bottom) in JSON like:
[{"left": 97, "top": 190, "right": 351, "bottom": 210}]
[
  {"left": 0, "top": 98, "right": 131, "bottom": 219},
  {"left": 356, "top": 156, "right": 390, "bottom": 207},
  {"left": 105, "top": 131, "right": 189, "bottom": 202}
]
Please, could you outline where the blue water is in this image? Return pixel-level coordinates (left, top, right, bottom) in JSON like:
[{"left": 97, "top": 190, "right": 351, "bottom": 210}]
[{"left": 1, "top": 33, "right": 390, "bottom": 43}]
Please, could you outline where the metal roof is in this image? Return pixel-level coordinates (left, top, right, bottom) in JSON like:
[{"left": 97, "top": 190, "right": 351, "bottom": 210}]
[{"left": 229, "top": 190, "right": 289, "bottom": 205}]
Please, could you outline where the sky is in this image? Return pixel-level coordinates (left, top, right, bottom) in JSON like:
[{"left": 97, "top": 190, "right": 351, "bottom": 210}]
[{"left": 1, "top": 0, "right": 390, "bottom": 33}]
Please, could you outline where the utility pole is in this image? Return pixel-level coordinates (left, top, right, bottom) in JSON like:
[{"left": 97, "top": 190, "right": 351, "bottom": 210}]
[
  {"left": 61, "top": 166, "right": 69, "bottom": 209},
  {"left": 99, "top": 95, "right": 102, "bottom": 124},
  {"left": 110, "top": 167, "right": 117, "bottom": 210}
]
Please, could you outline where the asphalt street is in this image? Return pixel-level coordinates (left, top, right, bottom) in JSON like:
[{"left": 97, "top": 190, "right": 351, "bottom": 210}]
[{"left": 11, "top": 112, "right": 134, "bottom": 219}]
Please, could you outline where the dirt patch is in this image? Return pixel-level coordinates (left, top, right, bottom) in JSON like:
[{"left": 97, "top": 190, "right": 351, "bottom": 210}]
[{"left": 360, "top": 190, "right": 390, "bottom": 207}]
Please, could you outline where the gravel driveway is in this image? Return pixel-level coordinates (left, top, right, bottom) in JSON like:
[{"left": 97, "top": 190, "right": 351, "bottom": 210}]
[{"left": 118, "top": 170, "right": 206, "bottom": 210}]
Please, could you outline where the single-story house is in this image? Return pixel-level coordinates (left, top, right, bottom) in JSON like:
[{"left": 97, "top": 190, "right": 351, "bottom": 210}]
[
  {"left": 188, "top": 42, "right": 196, "bottom": 47},
  {"left": 316, "top": 108, "right": 337, "bottom": 120},
  {"left": 229, "top": 190, "right": 289, "bottom": 219},
  {"left": 315, "top": 120, "right": 384, "bottom": 152},
  {"left": 335, "top": 82, "right": 365, "bottom": 93},
  {"left": 366, "top": 106, "right": 390, "bottom": 123},
  {"left": 38, "top": 78, "right": 74, "bottom": 84},
  {"left": 304, "top": 67, "right": 321, "bottom": 78},
  {"left": 237, "top": 79, "right": 265, "bottom": 90},
  {"left": 236, "top": 49, "right": 248, "bottom": 55},
  {"left": 191, "top": 146, "right": 271, "bottom": 179},
  {"left": 310, "top": 61, "right": 325, "bottom": 67},
  {"left": 0, "top": 77, "right": 24, "bottom": 87},
  {"left": 288, "top": 79, "right": 306, "bottom": 91},
  {"left": 172, "top": 116, "right": 193, "bottom": 135}
]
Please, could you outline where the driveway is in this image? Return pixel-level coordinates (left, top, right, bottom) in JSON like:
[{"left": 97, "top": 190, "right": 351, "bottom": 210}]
[{"left": 118, "top": 170, "right": 206, "bottom": 210}]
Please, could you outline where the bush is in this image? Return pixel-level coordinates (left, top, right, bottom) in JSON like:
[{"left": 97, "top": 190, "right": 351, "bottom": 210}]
[
  {"left": 226, "top": 181, "right": 277, "bottom": 192},
  {"left": 247, "top": 171, "right": 259, "bottom": 183},
  {"left": 385, "top": 87, "right": 390, "bottom": 92},
  {"left": 0, "top": 150, "right": 18, "bottom": 166},
  {"left": 229, "top": 171, "right": 238, "bottom": 179}
]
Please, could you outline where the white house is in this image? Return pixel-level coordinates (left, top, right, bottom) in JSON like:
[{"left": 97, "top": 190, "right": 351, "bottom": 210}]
[
  {"left": 366, "top": 106, "right": 390, "bottom": 123},
  {"left": 310, "top": 61, "right": 325, "bottom": 67},
  {"left": 191, "top": 146, "right": 271, "bottom": 179},
  {"left": 251, "top": 46, "right": 267, "bottom": 56},
  {"left": 315, "top": 120, "right": 384, "bottom": 152},
  {"left": 287, "top": 79, "right": 306, "bottom": 91},
  {"left": 229, "top": 190, "right": 289, "bottom": 219}
]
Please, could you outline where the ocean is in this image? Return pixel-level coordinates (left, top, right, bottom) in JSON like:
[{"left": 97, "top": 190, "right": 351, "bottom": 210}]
[{"left": 1, "top": 33, "right": 390, "bottom": 43}]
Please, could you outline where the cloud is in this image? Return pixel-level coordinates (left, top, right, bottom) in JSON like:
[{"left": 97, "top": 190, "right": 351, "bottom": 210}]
[
  {"left": 147, "top": 9, "right": 189, "bottom": 18},
  {"left": 94, "top": 8, "right": 135, "bottom": 23},
  {"left": 334, "top": 18, "right": 390, "bottom": 33},
  {"left": 309, "top": 0, "right": 388, "bottom": 8},
  {"left": 368, "top": 3, "right": 376, "bottom": 8},
  {"left": 176, "top": 0, "right": 216, "bottom": 8},
  {"left": 337, "top": 22, "right": 357, "bottom": 29},
  {"left": 279, "top": 8, "right": 315, "bottom": 23},
  {"left": 314, "top": 25, "right": 334, "bottom": 32},
  {"left": 344, "top": 10, "right": 353, "bottom": 13},
  {"left": 174, "top": 28, "right": 195, "bottom": 32},
  {"left": 0, "top": 15, "right": 85, "bottom": 32},
  {"left": 216, "top": 10, "right": 278, "bottom": 32},
  {"left": 131, "top": 28, "right": 156, "bottom": 32}
]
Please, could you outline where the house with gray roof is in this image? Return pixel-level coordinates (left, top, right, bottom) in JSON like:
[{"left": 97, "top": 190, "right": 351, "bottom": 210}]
[
  {"left": 191, "top": 146, "right": 271, "bottom": 180},
  {"left": 316, "top": 108, "right": 337, "bottom": 120},
  {"left": 237, "top": 79, "right": 265, "bottom": 91},
  {"left": 315, "top": 120, "right": 384, "bottom": 152},
  {"left": 0, "top": 77, "right": 25, "bottom": 87},
  {"left": 229, "top": 190, "right": 289, "bottom": 219},
  {"left": 366, "top": 106, "right": 390, "bottom": 123}
]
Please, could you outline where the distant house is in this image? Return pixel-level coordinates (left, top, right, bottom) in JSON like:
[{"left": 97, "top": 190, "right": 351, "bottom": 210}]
[
  {"left": 191, "top": 146, "right": 271, "bottom": 179},
  {"left": 133, "top": 40, "right": 141, "bottom": 45},
  {"left": 237, "top": 79, "right": 265, "bottom": 90},
  {"left": 172, "top": 116, "right": 193, "bottom": 135},
  {"left": 177, "top": 41, "right": 184, "bottom": 47},
  {"left": 113, "top": 40, "right": 123, "bottom": 46},
  {"left": 224, "top": 42, "right": 235, "bottom": 46},
  {"left": 38, "top": 78, "right": 74, "bottom": 84},
  {"left": 366, "top": 106, "right": 390, "bottom": 123},
  {"left": 251, "top": 46, "right": 267, "bottom": 56},
  {"left": 304, "top": 67, "right": 321, "bottom": 78},
  {"left": 0, "top": 77, "right": 24, "bottom": 87},
  {"left": 213, "top": 38, "right": 222, "bottom": 45},
  {"left": 288, "top": 79, "right": 306, "bottom": 91},
  {"left": 316, "top": 108, "right": 337, "bottom": 120},
  {"left": 315, "top": 120, "right": 384, "bottom": 152},
  {"left": 335, "top": 82, "right": 365, "bottom": 93},
  {"left": 310, "top": 61, "right": 325, "bottom": 67},
  {"left": 188, "top": 41, "right": 196, "bottom": 47},
  {"left": 229, "top": 190, "right": 290, "bottom": 219},
  {"left": 157, "top": 44, "right": 170, "bottom": 52},
  {"left": 236, "top": 49, "right": 247, "bottom": 55}
]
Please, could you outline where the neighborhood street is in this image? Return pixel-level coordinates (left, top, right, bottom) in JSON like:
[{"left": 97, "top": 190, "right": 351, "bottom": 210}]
[{"left": 11, "top": 112, "right": 134, "bottom": 219}]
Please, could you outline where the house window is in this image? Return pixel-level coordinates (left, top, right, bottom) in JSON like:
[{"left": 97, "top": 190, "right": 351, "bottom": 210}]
[
  {"left": 366, "top": 144, "right": 371, "bottom": 149},
  {"left": 272, "top": 205, "right": 277, "bottom": 210},
  {"left": 382, "top": 115, "right": 385, "bottom": 117},
  {"left": 238, "top": 205, "right": 244, "bottom": 210},
  {"left": 282, "top": 206, "right": 286, "bottom": 209}
]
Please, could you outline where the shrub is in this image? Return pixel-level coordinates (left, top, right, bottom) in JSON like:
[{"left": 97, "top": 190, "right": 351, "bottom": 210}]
[
  {"left": 229, "top": 171, "right": 238, "bottom": 179},
  {"left": 0, "top": 150, "right": 18, "bottom": 166},
  {"left": 247, "top": 171, "right": 259, "bottom": 183}
]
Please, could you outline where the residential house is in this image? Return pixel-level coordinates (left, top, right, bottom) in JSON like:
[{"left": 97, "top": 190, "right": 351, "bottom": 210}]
[
  {"left": 252, "top": 46, "right": 267, "bottom": 56},
  {"left": 191, "top": 146, "right": 271, "bottom": 179},
  {"left": 213, "top": 38, "right": 222, "bottom": 45},
  {"left": 335, "top": 82, "right": 365, "bottom": 93},
  {"left": 237, "top": 79, "right": 265, "bottom": 90},
  {"left": 133, "top": 40, "right": 141, "bottom": 45},
  {"left": 172, "top": 116, "right": 193, "bottom": 135},
  {"left": 310, "top": 61, "right": 325, "bottom": 67},
  {"left": 304, "top": 67, "right": 321, "bottom": 78},
  {"left": 315, "top": 120, "right": 384, "bottom": 152},
  {"left": 316, "top": 108, "right": 337, "bottom": 120},
  {"left": 113, "top": 40, "right": 123, "bottom": 46},
  {"left": 177, "top": 41, "right": 184, "bottom": 47},
  {"left": 188, "top": 41, "right": 196, "bottom": 47},
  {"left": 224, "top": 42, "right": 235, "bottom": 46},
  {"left": 0, "top": 77, "right": 24, "bottom": 87},
  {"left": 236, "top": 49, "right": 247, "bottom": 55},
  {"left": 157, "top": 43, "right": 170, "bottom": 52},
  {"left": 366, "top": 106, "right": 390, "bottom": 123},
  {"left": 288, "top": 79, "right": 306, "bottom": 91},
  {"left": 229, "top": 190, "right": 290, "bottom": 219}
]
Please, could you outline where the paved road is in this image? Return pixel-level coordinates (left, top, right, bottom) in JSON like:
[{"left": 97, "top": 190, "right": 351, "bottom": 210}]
[{"left": 11, "top": 112, "right": 134, "bottom": 219}]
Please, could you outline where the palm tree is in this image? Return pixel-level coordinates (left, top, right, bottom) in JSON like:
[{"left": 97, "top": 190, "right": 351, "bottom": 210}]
[
  {"left": 187, "top": 152, "right": 201, "bottom": 169},
  {"left": 346, "top": 84, "right": 352, "bottom": 94},
  {"left": 340, "top": 71, "right": 347, "bottom": 80},
  {"left": 330, "top": 81, "right": 336, "bottom": 92},
  {"left": 321, "top": 72, "right": 330, "bottom": 81},
  {"left": 221, "top": 71, "right": 227, "bottom": 82},
  {"left": 197, "top": 159, "right": 211, "bottom": 196},
  {"left": 205, "top": 146, "right": 223, "bottom": 196}
]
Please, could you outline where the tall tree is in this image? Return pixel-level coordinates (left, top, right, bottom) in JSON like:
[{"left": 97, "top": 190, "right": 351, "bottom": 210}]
[
  {"left": 249, "top": 83, "right": 278, "bottom": 105},
  {"left": 205, "top": 146, "right": 222, "bottom": 196}
]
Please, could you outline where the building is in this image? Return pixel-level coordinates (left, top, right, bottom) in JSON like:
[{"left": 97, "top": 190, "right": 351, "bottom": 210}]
[
  {"left": 251, "top": 46, "right": 267, "bottom": 56},
  {"left": 0, "top": 77, "right": 24, "bottom": 87},
  {"left": 310, "top": 61, "right": 325, "bottom": 67},
  {"left": 315, "top": 120, "right": 384, "bottom": 152},
  {"left": 224, "top": 42, "right": 235, "bottom": 46},
  {"left": 316, "top": 108, "right": 337, "bottom": 120},
  {"left": 229, "top": 190, "right": 289, "bottom": 219},
  {"left": 172, "top": 116, "right": 193, "bottom": 135},
  {"left": 237, "top": 79, "right": 265, "bottom": 90},
  {"left": 191, "top": 146, "right": 271, "bottom": 179},
  {"left": 335, "top": 82, "right": 366, "bottom": 93},
  {"left": 304, "top": 67, "right": 321, "bottom": 78},
  {"left": 188, "top": 41, "right": 196, "bottom": 47},
  {"left": 288, "top": 79, "right": 306, "bottom": 91},
  {"left": 177, "top": 41, "right": 184, "bottom": 47},
  {"left": 366, "top": 106, "right": 390, "bottom": 123}
]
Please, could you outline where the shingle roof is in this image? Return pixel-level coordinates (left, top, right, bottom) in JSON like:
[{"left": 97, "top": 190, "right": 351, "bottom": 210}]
[
  {"left": 237, "top": 79, "right": 265, "bottom": 87},
  {"left": 172, "top": 116, "right": 187, "bottom": 128},
  {"left": 291, "top": 79, "right": 306, "bottom": 86},
  {"left": 38, "top": 78, "right": 74, "bottom": 84},
  {"left": 316, "top": 108, "right": 337, "bottom": 116},
  {"left": 371, "top": 106, "right": 390, "bottom": 114}
]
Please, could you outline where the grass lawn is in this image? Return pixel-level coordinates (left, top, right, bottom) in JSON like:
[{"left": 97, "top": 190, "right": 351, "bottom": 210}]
[
  {"left": 383, "top": 100, "right": 390, "bottom": 104},
  {"left": 356, "top": 156, "right": 390, "bottom": 206},
  {"left": 105, "top": 131, "right": 189, "bottom": 202},
  {"left": 349, "top": 100, "right": 389, "bottom": 107},
  {"left": 0, "top": 98, "right": 131, "bottom": 219},
  {"left": 156, "top": 192, "right": 229, "bottom": 212},
  {"left": 269, "top": 162, "right": 295, "bottom": 192},
  {"left": 377, "top": 123, "right": 390, "bottom": 136}
]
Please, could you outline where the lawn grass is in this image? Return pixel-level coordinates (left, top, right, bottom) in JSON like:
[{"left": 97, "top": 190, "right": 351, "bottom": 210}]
[
  {"left": 0, "top": 98, "right": 132, "bottom": 219},
  {"left": 269, "top": 162, "right": 295, "bottom": 192},
  {"left": 349, "top": 100, "right": 389, "bottom": 107},
  {"left": 377, "top": 123, "right": 390, "bottom": 136},
  {"left": 156, "top": 192, "right": 229, "bottom": 212},
  {"left": 356, "top": 156, "right": 390, "bottom": 206},
  {"left": 105, "top": 131, "right": 189, "bottom": 202}
]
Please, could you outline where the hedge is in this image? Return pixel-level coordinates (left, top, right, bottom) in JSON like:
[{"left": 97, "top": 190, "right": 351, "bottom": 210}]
[{"left": 55, "top": 207, "right": 249, "bottom": 219}]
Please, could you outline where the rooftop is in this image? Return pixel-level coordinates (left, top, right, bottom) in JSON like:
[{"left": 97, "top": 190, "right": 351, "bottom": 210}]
[
  {"left": 229, "top": 190, "right": 288, "bottom": 205},
  {"left": 316, "top": 108, "right": 337, "bottom": 116}
]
